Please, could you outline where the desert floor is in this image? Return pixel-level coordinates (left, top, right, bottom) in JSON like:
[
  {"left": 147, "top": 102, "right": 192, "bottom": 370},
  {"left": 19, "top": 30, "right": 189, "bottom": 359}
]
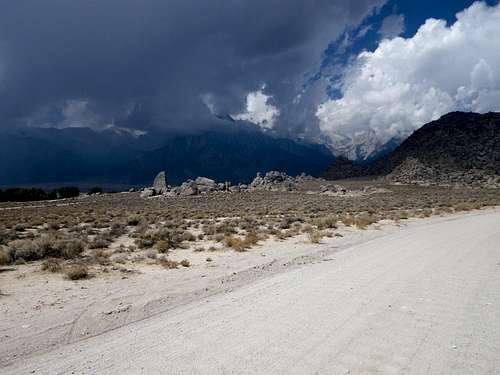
[{"left": 2, "top": 207, "right": 500, "bottom": 374}]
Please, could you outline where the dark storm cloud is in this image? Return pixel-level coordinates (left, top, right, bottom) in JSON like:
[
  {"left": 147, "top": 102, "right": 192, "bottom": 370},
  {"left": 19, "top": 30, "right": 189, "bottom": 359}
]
[{"left": 0, "top": 0, "right": 386, "bottom": 134}]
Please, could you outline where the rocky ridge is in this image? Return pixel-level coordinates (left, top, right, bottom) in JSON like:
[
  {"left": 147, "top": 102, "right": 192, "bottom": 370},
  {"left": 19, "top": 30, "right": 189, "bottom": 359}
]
[
  {"left": 387, "top": 157, "right": 500, "bottom": 188},
  {"left": 141, "top": 171, "right": 316, "bottom": 197},
  {"left": 323, "top": 112, "right": 500, "bottom": 188},
  {"left": 140, "top": 170, "right": 389, "bottom": 198}
]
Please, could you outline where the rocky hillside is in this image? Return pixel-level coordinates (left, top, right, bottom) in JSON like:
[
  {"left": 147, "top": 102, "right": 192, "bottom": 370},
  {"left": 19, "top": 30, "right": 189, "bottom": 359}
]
[{"left": 324, "top": 112, "right": 500, "bottom": 187}]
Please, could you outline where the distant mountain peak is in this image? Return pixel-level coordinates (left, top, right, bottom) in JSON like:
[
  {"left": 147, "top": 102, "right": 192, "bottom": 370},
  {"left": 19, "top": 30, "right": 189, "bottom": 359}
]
[{"left": 325, "top": 128, "right": 405, "bottom": 163}]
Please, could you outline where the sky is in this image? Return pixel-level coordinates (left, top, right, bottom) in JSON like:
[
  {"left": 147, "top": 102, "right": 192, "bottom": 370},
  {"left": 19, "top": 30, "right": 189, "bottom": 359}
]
[{"left": 0, "top": 0, "right": 499, "bottom": 147}]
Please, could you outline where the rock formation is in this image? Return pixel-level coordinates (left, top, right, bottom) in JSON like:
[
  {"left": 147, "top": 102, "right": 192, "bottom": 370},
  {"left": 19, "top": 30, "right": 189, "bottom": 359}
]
[
  {"left": 153, "top": 171, "right": 167, "bottom": 194},
  {"left": 141, "top": 171, "right": 324, "bottom": 198}
]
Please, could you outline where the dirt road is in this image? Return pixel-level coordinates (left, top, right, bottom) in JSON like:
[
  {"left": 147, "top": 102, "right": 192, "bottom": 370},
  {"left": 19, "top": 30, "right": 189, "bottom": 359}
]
[{"left": 3, "top": 211, "right": 500, "bottom": 374}]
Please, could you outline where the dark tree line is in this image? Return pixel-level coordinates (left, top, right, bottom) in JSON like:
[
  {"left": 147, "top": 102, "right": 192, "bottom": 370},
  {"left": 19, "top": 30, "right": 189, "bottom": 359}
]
[{"left": 0, "top": 186, "right": 80, "bottom": 202}]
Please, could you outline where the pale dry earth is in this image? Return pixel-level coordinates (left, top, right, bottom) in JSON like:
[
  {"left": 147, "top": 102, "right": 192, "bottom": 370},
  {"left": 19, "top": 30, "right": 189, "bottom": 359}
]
[
  {"left": 0, "top": 216, "right": 407, "bottom": 366},
  {"left": 2, "top": 209, "right": 499, "bottom": 374}
]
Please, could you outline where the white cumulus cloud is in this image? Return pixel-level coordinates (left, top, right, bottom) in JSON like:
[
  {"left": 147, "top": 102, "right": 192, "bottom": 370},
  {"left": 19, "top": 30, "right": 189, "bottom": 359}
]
[
  {"left": 233, "top": 88, "right": 280, "bottom": 129},
  {"left": 317, "top": 1, "right": 500, "bottom": 145}
]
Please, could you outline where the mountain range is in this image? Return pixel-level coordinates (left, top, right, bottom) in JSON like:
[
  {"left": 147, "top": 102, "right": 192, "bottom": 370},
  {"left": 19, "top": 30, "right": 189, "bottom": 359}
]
[
  {"left": 323, "top": 112, "right": 500, "bottom": 187},
  {"left": 2, "top": 111, "right": 498, "bottom": 189},
  {"left": 0, "top": 125, "right": 334, "bottom": 188}
]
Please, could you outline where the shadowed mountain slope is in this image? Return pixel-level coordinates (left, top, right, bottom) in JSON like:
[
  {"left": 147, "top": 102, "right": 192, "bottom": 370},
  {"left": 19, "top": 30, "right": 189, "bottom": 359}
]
[
  {"left": 0, "top": 126, "right": 334, "bottom": 187},
  {"left": 323, "top": 112, "right": 500, "bottom": 186}
]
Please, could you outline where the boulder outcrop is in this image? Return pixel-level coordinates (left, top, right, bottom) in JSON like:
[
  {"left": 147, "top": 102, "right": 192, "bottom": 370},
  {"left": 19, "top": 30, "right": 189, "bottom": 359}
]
[{"left": 153, "top": 171, "right": 167, "bottom": 194}]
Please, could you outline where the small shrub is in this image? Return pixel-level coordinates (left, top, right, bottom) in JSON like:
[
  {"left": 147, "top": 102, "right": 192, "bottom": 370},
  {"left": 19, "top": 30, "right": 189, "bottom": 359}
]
[
  {"left": 354, "top": 215, "right": 377, "bottom": 229},
  {"left": 14, "top": 224, "right": 26, "bottom": 232},
  {"left": 110, "top": 253, "right": 128, "bottom": 264},
  {"left": 341, "top": 216, "right": 355, "bottom": 227},
  {"left": 157, "top": 258, "right": 180, "bottom": 269},
  {"left": 302, "top": 224, "right": 313, "bottom": 233},
  {"left": 48, "top": 222, "right": 60, "bottom": 231},
  {"left": 109, "top": 222, "right": 126, "bottom": 237},
  {"left": 224, "top": 236, "right": 246, "bottom": 252},
  {"left": 244, "top": 231, "right": 259, "bottom": 247},
  {"left": 91, "top": 249, "right": 111, "bottom": 265},
  {"left": 180, "top": 259, "right": 190, "bottom": 267},
  {"left": 0, "top": 228, "right": 17, "bottom": 245},
  {"left": 180, "top": 231, "right": 196, "bottom": 242},
  {"left": 215, "top": 221, "right": 238, "bottom": 235},
  {"left": 41, "top": 258, "right": 62, "bottom": 273},
  {"left": 135, "top": 238, "right": 154, "bottom": 248},
  {"left": 65, "top": 264, "right": 89, "bottom": 280},
  {"left": 398, "top": 211, "right": 409, "bottom": 220},
  {"left": 54, "top": 239, "right": 85, "bottom": 259},
  {"left": 0, "top": 246, "right": 12, "bottom": 265},
  {"left": 315, "top": 215, "right": 337, "bottom": 230},
  {"left": 89, "top": 233, "right": 112, "bottom": 249},
  {"left": 8, "top": 240, "right": 42, "bottom": 261},
  {"left": 154, "top": 240, "right": 170, "bottom": 253},
  {"left": 127, "top": 215, "right": 142, "bottom": 226},
  {"left": 307, "top": 229, "right": 323, "bottom": 244}
]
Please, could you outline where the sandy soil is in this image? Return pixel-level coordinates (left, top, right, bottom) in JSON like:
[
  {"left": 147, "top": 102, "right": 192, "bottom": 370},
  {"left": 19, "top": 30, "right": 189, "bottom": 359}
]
[{"left": 1, "top": 208, "right": 500, "bottom": 374}]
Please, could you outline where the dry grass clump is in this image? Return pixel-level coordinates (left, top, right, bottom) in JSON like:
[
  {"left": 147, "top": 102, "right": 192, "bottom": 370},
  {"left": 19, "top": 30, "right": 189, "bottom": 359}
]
[
  {"left": 306, "top": 229, "right": 324, "bottom": 244},
  {"left": 224, "top": 236, "right": 247, "bottom": 252},
  {"left": 354, "top": 214, "right": 378, "bottom": 229},
  {"left": 453, "top": 202, "right": 474, "bottom": 212},
  {"left": 89, "top": 233, "right": 112, "bottom": 249},
  {"left": 154, "top": 240, "right": 170, "bottom": 254},
  {"left": 417, "top": 208, "right": 433, "bottom": 218},
  {"left": 52, "top": 239, "right": 86, "bottom": 259},
  {"left": 126, "top": 214, "right": 142, "bottom": 226},
  {"left": 314, "top": 215, "right": 337, "bottom": 230},
  {"left": 90, "top": 248, "right": 111, "bottom": 265},
  {"left": 0, "top": 246, "right": 11, "bottom": 265},
  {"left": 0, "top": 228, "right": 18, "bottom": 245},
  {"left": 136, "top": 228, "right": 183, "bottom": 250},
  {"left": 215, "top": 220, "right": 239, "bottom": 236},
  {"left": 14, "top": 224, "right": 26, "bottom": 232},
  {"left": 5, "top": 236, "right": 85, "bottom": 263},
  {"left": 157, "top": 257, "right": 180, "bottom": 269},
  {"left": 224, "top": 231, "right": 259, "bottom": 252},
  {"left": 109, "top": 222, "right": 127, "bottom": 237},
  {"left": 41, "top": 258, "right": 62, "bottom": 273},
  {"left": 64, "top": 264, "right": 89, "bottom": 280},
  {"left": 180, "top": 231, "right": 196, "bottom": 242},
  {"left": 109, "top": 253, "right": 128, "bottom": 264},
  {"left": 341, "top": 215, "right": 355, "bottom": 227}
]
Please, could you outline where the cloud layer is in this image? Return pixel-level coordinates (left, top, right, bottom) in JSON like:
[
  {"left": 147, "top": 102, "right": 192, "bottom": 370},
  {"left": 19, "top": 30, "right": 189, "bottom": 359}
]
[
  {"left": 0, "top": 0, "right": 385, "bottom": 134},
  {"left": 233, "top": 88, "right": 280, "bottom": 129},
  {"left": 317, "top": 1, "right": 500, "bottom": 145}
]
